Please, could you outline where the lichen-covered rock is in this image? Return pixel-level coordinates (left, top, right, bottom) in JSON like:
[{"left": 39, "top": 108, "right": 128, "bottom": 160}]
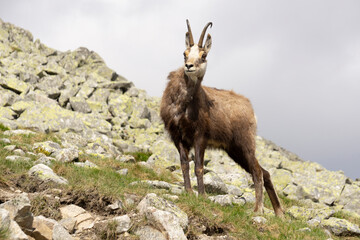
[
  {"left": 134, "top": 225, "right": 166, "bottom": 240},
  {"left": 203, "top": 172, "right": 228, "bottom": 194},
  {"left": 33, "top": 141, "right": 61, "bottom": 156},
  {"left": 0, "top": 106, "right": 17, "bottom": 120},
  {"left": 137, "top": 193, "right": 188, "bottom": 230},
  {"left": 145, "top": 206, "right": 187, "bottom": 240},
  {"left": 112, "top": 215, "right": 131, "bottom": 234},
  {"left": 321, "top": 217, "right": 360, "bottom": 236},
  {"left": 287, "top": 206, "right": 335, "bottom": 221},
  {"left": 0, "top": 75, "right": 31, "bottom": 94},
  {"left": 208, "top": 194, "right": 246, "bottom": 206},
  {"left": 337, "top": 184, "right": 360, "bottom": 215},
  {"left": 28, "top": 164, "right": 68, "bottom": 185}
]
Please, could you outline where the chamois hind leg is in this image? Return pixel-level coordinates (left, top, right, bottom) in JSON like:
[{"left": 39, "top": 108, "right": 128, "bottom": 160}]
[
  {"left": 228, "top": 147, "right": 264, "bottom": 214},
  {"left": 177, "top": 142, "right": 192, "bottom": 193},
  {"left": 248, "top": 156, "right": 264, "bottom": 214},
  {"left": 261, "top": 166, "right": 284, "bottom": 216}
]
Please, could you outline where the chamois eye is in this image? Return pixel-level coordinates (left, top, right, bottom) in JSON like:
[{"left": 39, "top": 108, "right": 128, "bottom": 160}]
[
  {"left": 201, "top": 53, "right": 207, "bottom": 61},
  {"left": 183, "top": 52, "right": 187, "bottom": 59}
]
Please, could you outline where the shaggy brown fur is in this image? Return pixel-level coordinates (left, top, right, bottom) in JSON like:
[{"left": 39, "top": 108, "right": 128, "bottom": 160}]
[{"left": 160, "top": 20, "right": 283, "bottom": 216}]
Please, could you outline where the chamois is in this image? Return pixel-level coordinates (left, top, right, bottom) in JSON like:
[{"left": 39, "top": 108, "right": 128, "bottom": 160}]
[{"left": 160, "top": 20, "right": 283, "bottom": 216}]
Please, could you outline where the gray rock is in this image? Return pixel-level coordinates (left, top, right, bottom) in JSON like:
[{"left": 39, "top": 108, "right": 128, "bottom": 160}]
[
  {"left": 252, "top": 216, "right": 267, "bottom": 224},
  {"left": 52, "top": 223, "right": 74, "bottom": 240},
  {"left": 31, "top": 215, "right": 58, "bottom": 240},
  {"left": 112, "top": 215, "right": 131, "bottom": 233},
  {"left": 0, "top": 193, "right": 33, "bottom": 230},
  {"left": 203, "top": 172, "right": 228, "bottom": 194},
  {"left": 53, "top": 147, "right": 79, "bottom": 163},
  {"left": 28, "top": 164, "right": 68, "bottom": 185},
  {"left": 321, "top": 217, "right": 360, "bottom": 236},
  {"left": 106, "top": 200, "right": 124, "bottom": 211},
  {"left": 13, "top": 149, "right": 25, "bottom": 156},
  {"left": 0, "top": 106, "right": 17, "bottom": 120},
  {"left": 0, "top": 209, "right": 29, "bottom": 240},
  {"left": 116, "top": 154, "right": 136, "bottom": 163},
  {"left": 137, "top": 193, "right": 188, "bottom": 230},
  {"left": 59, "top": 205, "right": 94, "bottom": 232},
  {"left": 145, "top": 207, "right": 187, "bottom": 240},
  {"left": 337, "top": 184, "right": 360, "bottom": 215},
  {"left": 131, "top": 180, "right": 172, "bottom": 190},
  {"left": 4, "top": 129, "right": 35, "bottom": 136},
  {"left": 0, "top": 138, "right": 11, "bottom": 144},
  {"left": 116, "top": 169, "right": 128, "bottom": 176},
  {"left": 33, "top": 141, "right": 61, "bottom": 155},
  {"left": 69, "top": 96, "right": 92, "bottom": 113},
  {"left": 59, "top": 218, "right": 76, "bottom": 234},
  {"left": 208, "top": 195, "right": 234, "bottom": 206},
  {"left": 5, "top": 155, "right": 31, "bottom": 162},
  {"left": 134, "top": 225, "right": 166, "bottom": 240},
  {"left": 208, "top": 194, "right": 246, "bottom": 206},
  {"left": 4, "top": 145, "right": 16, "bottom": 151},
  {"left": 74, "top": 160, "right": 98, "bottom": 168},
  {"left": 287, "top": 206, "right": 335, "bottom": 221},
  {"left": 35, "top": 155, "right": 56, "bottom": 165}
]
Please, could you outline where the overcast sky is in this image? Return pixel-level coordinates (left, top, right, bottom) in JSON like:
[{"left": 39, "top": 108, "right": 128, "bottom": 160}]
[{"left": 1, "top": 0, "right": 359, "bottom": 179}]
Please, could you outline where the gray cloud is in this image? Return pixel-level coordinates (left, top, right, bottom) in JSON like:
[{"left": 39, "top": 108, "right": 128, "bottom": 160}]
[{"left": 1, "top": 0, "right": 359, "bottom": 178}]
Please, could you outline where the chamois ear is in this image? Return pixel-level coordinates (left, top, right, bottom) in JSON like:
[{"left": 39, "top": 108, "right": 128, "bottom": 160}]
[
  {"left": 204, "top": 34, "right": 212, "bottom": 54},
  {"left": 185, "top": 32, "right": 191, "bottom": 48}
]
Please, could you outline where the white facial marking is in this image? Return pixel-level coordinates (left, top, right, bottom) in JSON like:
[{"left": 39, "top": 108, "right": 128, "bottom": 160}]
[{"left": 188, "top": 45, "right": 199, "bottom": 60}]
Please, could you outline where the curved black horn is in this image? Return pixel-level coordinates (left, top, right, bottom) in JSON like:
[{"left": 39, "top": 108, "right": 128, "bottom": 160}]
[
  {"left": 186, "top": 19, "right": 194, "bottom": 46},
  {"left": 198, "top": 22, "right": 213, "bottom": 47}
]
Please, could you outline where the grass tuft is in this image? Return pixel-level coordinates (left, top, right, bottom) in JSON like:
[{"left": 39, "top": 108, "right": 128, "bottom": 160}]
[
  {"left": 127, "top": 151, "right": 152, "bottom": 162},
  {"left": 0, "top": 123, "right": 10, "bottom": 132}
]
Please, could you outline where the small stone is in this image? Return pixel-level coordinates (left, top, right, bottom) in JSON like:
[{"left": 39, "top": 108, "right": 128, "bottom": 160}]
[
  {"left": 4, "top": 145, "right": 16, "bottom": 151},
  {"left": 74, "top": 160, "right": 98, "bottom": 168},
  {"left": 13, "top": 149, "right": 25, "bottom": 156},
  {"left": 298, "top": 227, "right": 311, "bottom": 232},
  {"left": 116, "top": 154, "right": 136, "bottom": 163},
  {"left": 116, "top": 168, "right": 128, "bottom": 175},
  {"left": 4, "top": 129, "right": 36, "bottom": 136},
  {"left": 5, "top": 155, "right": 31, "bottom": 162},
  {"left": 0, "top": 138, "right": 11, "bottom": 144},
  {"left": 208, "top": 194, "right": 234, "bottom": 206},
  {"left": 112, "top": 215, "right": 131, "bottom": 233},
  {"left": 252, "top": 216, "right": 267, "bottom": 224}
]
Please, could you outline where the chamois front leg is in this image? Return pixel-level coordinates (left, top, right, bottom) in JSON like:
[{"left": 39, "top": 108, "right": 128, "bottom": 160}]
[
  {"left": 194, "top": 137, "right": 207, "bottom": 195},
  {"left": 177, "top": 142, "right": 192, "bottom": 193}
]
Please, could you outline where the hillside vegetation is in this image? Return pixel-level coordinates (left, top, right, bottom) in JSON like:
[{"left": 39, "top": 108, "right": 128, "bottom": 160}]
[{"left": 1, "top": 18, "right": 360, "bottom": 239}]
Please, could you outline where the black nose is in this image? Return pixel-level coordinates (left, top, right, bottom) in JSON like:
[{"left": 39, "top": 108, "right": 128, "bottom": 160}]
[{"left": 185, "top": 64, "right": 193, "bottom": 70}]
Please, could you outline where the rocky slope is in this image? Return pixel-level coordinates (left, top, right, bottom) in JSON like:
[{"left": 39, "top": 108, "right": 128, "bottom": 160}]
[{"left": 1, "top": 19, "right": 360, "bottom": 239}]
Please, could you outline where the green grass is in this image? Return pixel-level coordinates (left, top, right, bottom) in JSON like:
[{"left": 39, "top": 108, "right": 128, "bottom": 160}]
[
  {"left": 0, "top": 123, "right": 10, "bottom": 132},
  {"left": 1, "top": 126, "right": 360, "bottom": 239},
  {"left": 127, "top": 151, "right": 153, "bottom": 162},
  {"left": 0, "top": 225, "right": 10, "bottom": 240}
]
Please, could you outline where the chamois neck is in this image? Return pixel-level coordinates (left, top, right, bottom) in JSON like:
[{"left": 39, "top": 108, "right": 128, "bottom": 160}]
[{"left": 184, "top": 72, "right": 203, "bottom": 100}]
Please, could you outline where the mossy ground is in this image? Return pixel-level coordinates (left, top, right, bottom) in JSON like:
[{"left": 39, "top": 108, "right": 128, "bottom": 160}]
[{"left": 0, "top": 123, "right": 359, "bottom": 239}]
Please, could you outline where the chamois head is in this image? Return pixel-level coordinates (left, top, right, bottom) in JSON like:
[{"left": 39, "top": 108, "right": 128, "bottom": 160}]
[{"left": 184, "top": 19, "right": 212, "bottom": 81}]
